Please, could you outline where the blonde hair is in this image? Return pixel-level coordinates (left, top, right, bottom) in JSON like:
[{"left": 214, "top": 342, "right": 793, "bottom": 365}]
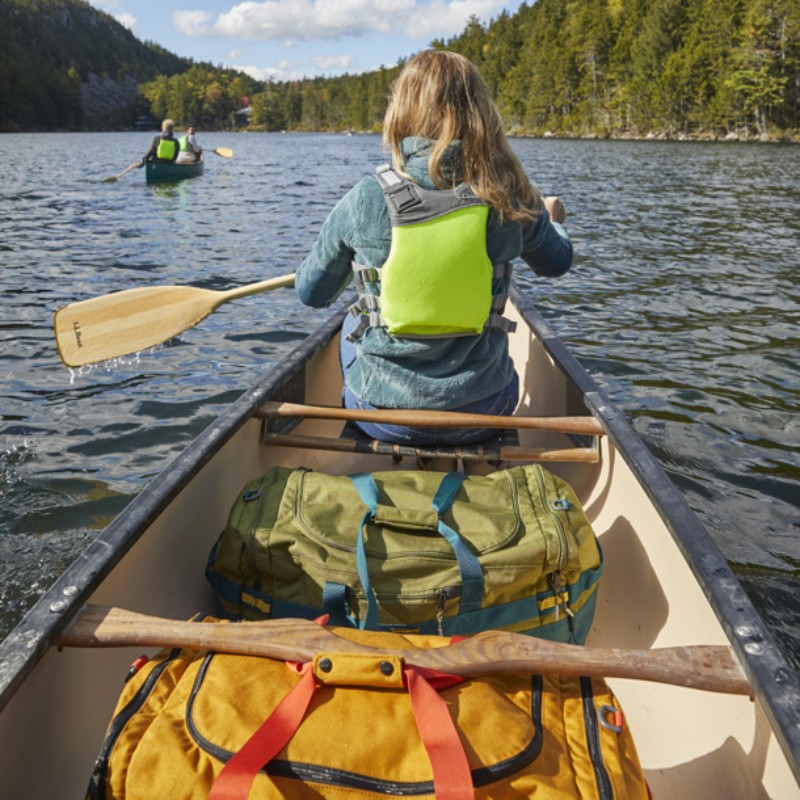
[
  {"left": 161, "top": 119, "right": 175, "bottom": 132},
  {"left": 383, "top": 50, "right": 542, "bottom": 223}
]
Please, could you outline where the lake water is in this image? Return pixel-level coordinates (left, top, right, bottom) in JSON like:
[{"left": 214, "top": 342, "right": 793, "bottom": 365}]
[{"left": 1, "top": 132, "right": 798, "bottom": 669}]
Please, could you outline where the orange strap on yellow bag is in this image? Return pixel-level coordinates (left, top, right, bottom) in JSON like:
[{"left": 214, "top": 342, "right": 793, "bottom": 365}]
[
  {"left": 209, "top": 664, "right": 317, "bottom": 800},
  {"left": 209, "top": 660, "right": 472, "bottom": 800}
]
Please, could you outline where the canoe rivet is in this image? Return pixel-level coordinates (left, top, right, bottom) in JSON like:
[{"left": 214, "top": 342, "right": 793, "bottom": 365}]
[
  {"left": 49, "top": 600, "right": 66, "bottom": 613},
  {"left": 735, "top": 625, "right": 754, "bottom": 638},
  {"left": 379, "top": 660, "right": 394, "bottom": 676},
  {"left": 318, "top": 658, "right": 333, "bottom": 673},
  {"left": 744, "top": 642, "right": 764, "bottom": 656},
  {"left": 62, "top": 585, "right": 78, "bottom": 597}
]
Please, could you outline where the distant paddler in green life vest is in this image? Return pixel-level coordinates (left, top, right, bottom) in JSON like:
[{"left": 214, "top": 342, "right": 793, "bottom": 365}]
[
  {"left": 295, "top": 50, "right": 573, "bottom": 450},
  {"left": 176, "top": 124, "right": 203, "bottom": 164},
  {"left": 137, "top": 119, "right": 179, "bottom": 168}
]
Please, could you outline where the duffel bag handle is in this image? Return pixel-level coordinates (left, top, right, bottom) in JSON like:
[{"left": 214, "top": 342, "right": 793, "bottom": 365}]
[
  {"left": 209, "top": 657, "right": 473, "bottom": 800},
  {"left": 350, "top": 472, "right": 484, "bottom": 630}
]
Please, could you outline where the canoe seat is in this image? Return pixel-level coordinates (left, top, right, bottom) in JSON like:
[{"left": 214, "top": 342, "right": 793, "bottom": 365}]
[
  {"left": 336, "top": 421, "right": 519, "bottom": 464},
  {"left": 257, "top": 403, "right": 600, "bottom": 465}
]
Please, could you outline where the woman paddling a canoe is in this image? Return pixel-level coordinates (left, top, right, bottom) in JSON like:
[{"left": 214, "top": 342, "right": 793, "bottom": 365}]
[{"left": 295, "top": 50, "right": 574, "bottom": 447}]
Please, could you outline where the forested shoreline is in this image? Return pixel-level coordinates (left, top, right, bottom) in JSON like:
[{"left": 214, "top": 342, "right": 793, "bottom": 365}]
[{"left": 2, "top": 0, "right": 798, "bottom": 141}]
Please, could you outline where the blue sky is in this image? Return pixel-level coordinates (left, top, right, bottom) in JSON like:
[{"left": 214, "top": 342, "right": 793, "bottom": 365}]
[{"left": 87, "top": 0, "right": 527, "bottom": 81}]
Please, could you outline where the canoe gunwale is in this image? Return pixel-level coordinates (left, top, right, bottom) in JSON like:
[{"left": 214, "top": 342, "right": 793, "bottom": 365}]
[
  {"left": 0, "top": 283, "right": 798, "bottom": 783},
  {"left": 0, "top": 304, "right": 343, "bottom": 714},
  {"left": 509, "top": 286, "right": 800, "bottom": 780}
]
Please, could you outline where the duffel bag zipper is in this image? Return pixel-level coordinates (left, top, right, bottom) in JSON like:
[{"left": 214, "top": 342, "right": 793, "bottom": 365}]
[
  {"left": 534, "top": 466, "right": 573, "bottom": 624},
  {"left": 436, "top": 585, "right": 462, "bottom": 635},
  {"left": 580, "top": 677, "right": 614, "bottom": 800},
  {"left": 188, "top": 655, "right": 545, "bottom": 796},
  {"left": 342, "top": 585, "right": 462, "bottom": 630},
  {"left": 85, "top": 649, "right": 181, "bottom": 800}
]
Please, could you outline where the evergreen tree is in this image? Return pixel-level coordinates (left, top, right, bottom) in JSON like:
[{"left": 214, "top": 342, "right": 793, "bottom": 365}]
[{"left": 3, "top": 0, "right": 798, "bottom": 138}]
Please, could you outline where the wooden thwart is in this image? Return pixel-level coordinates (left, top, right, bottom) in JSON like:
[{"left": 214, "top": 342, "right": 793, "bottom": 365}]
[
  {"left": 257, "top": 401, "right": 605, "bottom": 437},
  {"left": 59, "top": 605, "right": 751, "bottom": 696}
]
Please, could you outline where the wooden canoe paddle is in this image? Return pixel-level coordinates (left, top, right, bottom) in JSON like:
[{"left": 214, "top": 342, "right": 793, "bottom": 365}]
[
  {"left": 54, "top": 273, "right": 296, "bottom": 368},
  {"left": 102, "top": 162, "right": 139, "bottom": 183},
  {"left": 212, "top": 147, "right": 234, "bottom": 158},
  {"left": 258, "top": 401, "right": 605, "bottom": 436},
  {"left": 59, "top": 605, "right": 752, "bottom": 696}
]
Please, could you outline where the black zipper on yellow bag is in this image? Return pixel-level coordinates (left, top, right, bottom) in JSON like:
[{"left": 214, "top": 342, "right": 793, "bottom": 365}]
[
  {"left": 188, "top": 656, "right": 546, "bottom": 796},
  {"left": 85, "top": 649, "right": 182, "bottom": 800},
  {"left": 580, "top": 676, "right": 614, "bottom": 799}
]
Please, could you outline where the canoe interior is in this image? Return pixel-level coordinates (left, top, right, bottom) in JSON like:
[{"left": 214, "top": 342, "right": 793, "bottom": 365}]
[
  {"left": 145, "top": 158, "right": 204, "bottom": 182},
  {"left": 0, "top": 291, "right": 797, "bottom": 799}
]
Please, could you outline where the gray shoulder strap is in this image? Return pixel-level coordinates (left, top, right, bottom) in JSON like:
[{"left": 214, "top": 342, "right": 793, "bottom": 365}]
[{"left": 374, "top": 164, "right": 484, "bottom": 226}]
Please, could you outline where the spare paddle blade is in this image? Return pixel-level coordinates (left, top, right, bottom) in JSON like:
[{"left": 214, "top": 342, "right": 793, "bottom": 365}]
[{"left": 54, "top": 285, "right": 221, "bottom": 368}]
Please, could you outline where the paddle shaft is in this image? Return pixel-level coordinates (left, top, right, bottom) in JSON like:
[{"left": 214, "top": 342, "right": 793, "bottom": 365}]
[
  {"left": 103, "top": 162, "right": 138, "bottom": 182},
  {"left": 258, "top": 401, "right": 605, "bottom": 436},
  {"left": 59, "top": 605, "right": 751, "bottom": 696}
]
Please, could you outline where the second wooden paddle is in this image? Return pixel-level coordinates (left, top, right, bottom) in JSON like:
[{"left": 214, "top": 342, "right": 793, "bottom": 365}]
[
  {"left": 101, "top": 162, "right": 138, "bottom": 183},
  {"left": 60, "top": 605, "right": 751, "bottom": 695},
  {"left": 54, "top": 273, "right": 296, "bottom": 368}
]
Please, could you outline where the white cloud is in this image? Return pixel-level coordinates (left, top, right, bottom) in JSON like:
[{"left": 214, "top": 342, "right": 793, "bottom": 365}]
[
  {"left": 172, "top": 9, "right": 213, "bottom": 37},
  {"left": 240, "top": 53, "right": 352, "bottom": 81},
  {"left": 114, "top": 11, "right": 138, "bottom": 32},
  {"left": 88, "top": 0, "right": 139, "bottom": 33},
  {"left": 240, "top": 61, "right": 304, "bottom": 81},
  {"left": 311, "top": 54, "right": 353, "bottom": 72},
  {"left": 412, "top": 0, "right": 505, "bottom": 39},
  {"left": 173, "top": 0, "right": 506, "bottom": 42}
]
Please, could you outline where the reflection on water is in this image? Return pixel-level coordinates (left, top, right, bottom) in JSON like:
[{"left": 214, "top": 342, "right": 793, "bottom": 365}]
[{"left": 1, "top": 133, "right": 798, "bottom": 668}]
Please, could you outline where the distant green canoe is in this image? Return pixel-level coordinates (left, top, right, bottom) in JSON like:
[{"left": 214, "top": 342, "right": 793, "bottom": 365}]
[{"left": 145, "top": 158, "right": 204, "bottom": 183}]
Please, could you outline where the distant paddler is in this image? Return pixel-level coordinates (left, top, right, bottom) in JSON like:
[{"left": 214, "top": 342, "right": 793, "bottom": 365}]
[{"left": 136, "top": 118, "right": 179, "bottom": 169}]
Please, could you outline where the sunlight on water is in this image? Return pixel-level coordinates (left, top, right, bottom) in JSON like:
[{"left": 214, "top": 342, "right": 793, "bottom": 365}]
[{"left": 1, "top": 132, "right": 799, "bottom": 669}]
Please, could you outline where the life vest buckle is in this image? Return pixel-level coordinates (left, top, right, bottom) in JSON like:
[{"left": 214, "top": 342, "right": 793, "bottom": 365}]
[{"left": 387, "top": 184, "right": 422, "bottom": 213}]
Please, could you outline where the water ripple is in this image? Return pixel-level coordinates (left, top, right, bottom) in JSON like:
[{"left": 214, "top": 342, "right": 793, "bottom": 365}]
[{"left": 1, "top": 133, "right": 799, "bottom": 668}]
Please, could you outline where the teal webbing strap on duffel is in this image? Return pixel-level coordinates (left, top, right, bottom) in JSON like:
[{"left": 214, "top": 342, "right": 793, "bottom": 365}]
[
  {"left": 350, "top": 471, "right": 484, "bottom": 629},
  {"left": 206, "top": 464, "right": 603, "bottom": 643}
]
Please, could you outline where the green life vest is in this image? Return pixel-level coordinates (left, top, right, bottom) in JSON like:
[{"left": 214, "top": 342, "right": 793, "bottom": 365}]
[
  {"left": 156, "top": 136, "right": 178, "bottom": 160},
  {"left": 179, "top": 136, "right": 190, "bottom": 152},
  {"left": 348, "top": 166, "right": 514, "bottom": 341}
]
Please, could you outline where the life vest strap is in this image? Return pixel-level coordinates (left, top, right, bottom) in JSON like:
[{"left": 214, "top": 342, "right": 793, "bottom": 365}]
[
  {"left": 346, "top": 274, "right": 516, "bottom": 341},
  {"left": 345, "top": 310, "right": 382, "bottom": 342},
  {"left": 352, "top": 263, "right": 382, "bottom": 286}
]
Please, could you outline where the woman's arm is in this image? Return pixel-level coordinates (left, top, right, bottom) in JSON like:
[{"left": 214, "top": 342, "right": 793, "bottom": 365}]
[
  {"left": 520, "top": 197, "right": 573, "bottom": 277},
  {"left": 296, "top": 186, "right": 363, "bottom": 307}
]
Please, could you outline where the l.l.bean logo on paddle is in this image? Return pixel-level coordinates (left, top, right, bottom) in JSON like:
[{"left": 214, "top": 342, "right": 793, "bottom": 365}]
[{"left": 73, "top": 320, "right": 83, "bottom": 348}]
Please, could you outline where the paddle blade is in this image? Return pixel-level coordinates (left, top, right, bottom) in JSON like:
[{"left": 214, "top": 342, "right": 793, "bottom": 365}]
[
  {"left": 54, "top": 285, "right": 222, "bottom": 367},
  {"left": 213, "top": 147, "right": 234, "bottom": 158},
  {"left": 101, "top": 163, "right": 138, "bottom": 183}
]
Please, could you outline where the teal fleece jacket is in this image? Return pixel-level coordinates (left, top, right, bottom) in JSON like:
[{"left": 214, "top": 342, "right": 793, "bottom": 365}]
[{"left": 296, "top": 138, "right": 573, "bottom": 410}]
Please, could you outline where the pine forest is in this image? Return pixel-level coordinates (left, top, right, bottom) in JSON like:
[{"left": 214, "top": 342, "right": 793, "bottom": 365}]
[{"left": 2, "top": 0, "right": 798, "bottom": 140}]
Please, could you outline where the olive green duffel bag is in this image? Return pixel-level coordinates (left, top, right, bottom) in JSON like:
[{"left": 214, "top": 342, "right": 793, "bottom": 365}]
[{"left": 205, "top": 465, "right": 602, "bottom": 643}]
